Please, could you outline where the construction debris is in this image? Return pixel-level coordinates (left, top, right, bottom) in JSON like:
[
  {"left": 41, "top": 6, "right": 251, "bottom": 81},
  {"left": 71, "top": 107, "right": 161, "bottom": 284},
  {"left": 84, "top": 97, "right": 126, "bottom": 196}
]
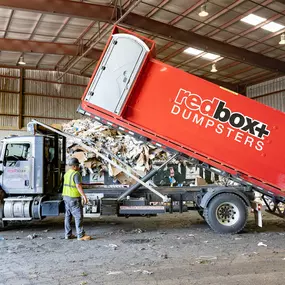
[{"left": 61, "top": 118, "right": 195, "bottom": 185}]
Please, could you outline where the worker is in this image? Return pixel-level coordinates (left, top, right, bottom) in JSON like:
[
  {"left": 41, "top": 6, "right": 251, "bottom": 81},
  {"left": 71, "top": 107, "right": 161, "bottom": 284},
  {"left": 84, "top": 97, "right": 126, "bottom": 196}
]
[{"left": 62, "top": 157, "right": 91, "bottom": 241}]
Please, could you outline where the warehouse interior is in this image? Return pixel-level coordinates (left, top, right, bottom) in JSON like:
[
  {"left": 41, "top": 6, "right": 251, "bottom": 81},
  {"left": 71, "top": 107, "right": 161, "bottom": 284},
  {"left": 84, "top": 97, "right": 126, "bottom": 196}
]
[
  {"left": 1, "top": 0, "right": 285, "bottom": 284},
  {"left": 0, "top": 0, "right": 285, "bottom": 133}
]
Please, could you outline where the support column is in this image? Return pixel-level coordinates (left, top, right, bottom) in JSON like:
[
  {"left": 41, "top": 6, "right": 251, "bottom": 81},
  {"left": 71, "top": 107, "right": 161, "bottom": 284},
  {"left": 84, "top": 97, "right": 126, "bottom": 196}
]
[{"left": 18, "top": 68, "right": 24, "bottom": 129}]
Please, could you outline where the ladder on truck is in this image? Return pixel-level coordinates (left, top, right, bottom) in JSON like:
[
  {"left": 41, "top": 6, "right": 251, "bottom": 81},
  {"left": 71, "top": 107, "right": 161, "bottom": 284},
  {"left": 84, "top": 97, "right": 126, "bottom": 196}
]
[{"left": 27, "top": 119, "right": 179, "bottom": 215}]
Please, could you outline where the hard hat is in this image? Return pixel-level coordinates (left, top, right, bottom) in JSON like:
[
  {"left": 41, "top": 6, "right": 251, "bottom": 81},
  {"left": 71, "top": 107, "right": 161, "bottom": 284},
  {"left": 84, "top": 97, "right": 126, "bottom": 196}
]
[{"left": 68, "top": 157, "right": 80, "bottom": 166}]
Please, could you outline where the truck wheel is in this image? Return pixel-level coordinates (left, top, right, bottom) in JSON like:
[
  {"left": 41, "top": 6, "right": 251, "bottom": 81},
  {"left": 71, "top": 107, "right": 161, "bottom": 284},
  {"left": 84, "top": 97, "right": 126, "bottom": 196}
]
[
  {"left": 0, "top": 189, "right": 7, "bottom": 229},
  {"left": 204, "top": 193, "right": 248, "bottom": 234}
]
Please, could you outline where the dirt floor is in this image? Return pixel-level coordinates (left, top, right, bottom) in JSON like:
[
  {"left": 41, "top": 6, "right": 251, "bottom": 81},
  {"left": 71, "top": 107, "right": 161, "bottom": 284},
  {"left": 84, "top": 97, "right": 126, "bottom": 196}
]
[{"left": 1, "top": 210, "right": 285, "bottom": 285}]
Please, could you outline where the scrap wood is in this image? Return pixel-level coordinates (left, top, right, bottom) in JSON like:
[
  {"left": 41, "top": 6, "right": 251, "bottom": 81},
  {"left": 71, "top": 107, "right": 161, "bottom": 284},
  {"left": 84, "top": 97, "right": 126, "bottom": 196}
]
[{"left": 62, "top": 118, "right": 194, "bottom": 184}]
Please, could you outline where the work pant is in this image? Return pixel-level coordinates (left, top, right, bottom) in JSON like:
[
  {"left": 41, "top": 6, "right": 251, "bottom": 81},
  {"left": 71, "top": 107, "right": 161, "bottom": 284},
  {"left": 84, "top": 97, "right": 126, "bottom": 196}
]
[{"left": 63, "top": 196, "right": 85, "bottom": 238}]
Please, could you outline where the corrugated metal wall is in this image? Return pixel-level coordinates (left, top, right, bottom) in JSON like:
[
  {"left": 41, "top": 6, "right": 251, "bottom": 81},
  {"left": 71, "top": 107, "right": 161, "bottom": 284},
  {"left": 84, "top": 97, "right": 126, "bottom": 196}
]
[
  {"left": 246, "top": 76, "right": 285, "bottom": 112},
  {"left": 0, "top": 67, "right": 89, "bottom": 129},
  {"left": 0, "top": 68, "right": 20, "bottom": 129}
]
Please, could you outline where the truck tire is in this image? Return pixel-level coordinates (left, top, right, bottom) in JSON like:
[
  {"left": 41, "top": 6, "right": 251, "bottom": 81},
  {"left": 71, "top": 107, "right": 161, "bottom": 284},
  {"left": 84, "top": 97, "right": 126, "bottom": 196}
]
[
  {"left": 0, "top": 189, "right": 7, "bottom": 229},
  {"left": 204, "top": 193, "right": 248, "bottom": 234}
]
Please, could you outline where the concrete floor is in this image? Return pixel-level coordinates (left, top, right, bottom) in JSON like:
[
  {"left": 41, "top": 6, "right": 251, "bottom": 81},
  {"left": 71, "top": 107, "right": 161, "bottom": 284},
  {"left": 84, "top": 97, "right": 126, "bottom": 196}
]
[{"left": 1, "top": 211, "right": 285, "bottom": 285}]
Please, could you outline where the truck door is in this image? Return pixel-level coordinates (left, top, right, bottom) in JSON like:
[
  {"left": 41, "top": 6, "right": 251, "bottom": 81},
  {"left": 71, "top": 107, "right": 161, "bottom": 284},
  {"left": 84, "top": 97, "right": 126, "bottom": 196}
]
[
  {"left": 44, "top": 136, "right": 56, "bottom": 193},
  {"left": 1, "top": 142, "right": 34, "bottom": 194}
]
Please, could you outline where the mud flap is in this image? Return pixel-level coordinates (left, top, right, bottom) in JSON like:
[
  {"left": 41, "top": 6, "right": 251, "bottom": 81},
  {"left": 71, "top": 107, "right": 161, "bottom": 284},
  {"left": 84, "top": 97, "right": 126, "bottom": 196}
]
[{"left": 251, "top": 201, "right": 262, "bottom": 228}]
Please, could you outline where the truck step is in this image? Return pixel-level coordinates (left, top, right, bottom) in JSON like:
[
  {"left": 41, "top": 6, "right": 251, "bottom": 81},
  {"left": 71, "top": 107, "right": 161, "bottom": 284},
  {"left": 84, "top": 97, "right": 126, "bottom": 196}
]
[{"left": 119, "top": 205, "right": 165, "bottom": 215}]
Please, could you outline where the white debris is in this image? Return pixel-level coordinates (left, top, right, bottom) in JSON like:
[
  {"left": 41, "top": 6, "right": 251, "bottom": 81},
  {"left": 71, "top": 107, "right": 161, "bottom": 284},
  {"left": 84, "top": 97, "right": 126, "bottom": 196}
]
[
  {"left": 142, "top": 270, "right": 153, "bottom": 275},
  {"left": 196, "top": 256, "right": 217, "bottom": 261},
  {"left": 258, "top": 242, "right": 267, "bottom": 247},
  {"left": 133, "top": 269, "right": 153, "bottom": 275},
  {"left": 27, "top": 234, "right": 37, "bottom": 239},
  {"left": 131, "top": 228, "right": 144, "bottom": 234},
  {"left": 107, "top": 271, "right": 123, "bottom": 275},
  {"left": 43, "top": 229, "right": 49, "bottom": 233},
  {"left": 106, "top": 244, "right": 118, "bottom": 250}
]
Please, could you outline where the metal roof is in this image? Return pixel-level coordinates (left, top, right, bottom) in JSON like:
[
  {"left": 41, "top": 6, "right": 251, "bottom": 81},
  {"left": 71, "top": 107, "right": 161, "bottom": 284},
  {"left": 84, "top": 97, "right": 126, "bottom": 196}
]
[{"left": 0, "top": 0, "right": 285, "bottom": 91}]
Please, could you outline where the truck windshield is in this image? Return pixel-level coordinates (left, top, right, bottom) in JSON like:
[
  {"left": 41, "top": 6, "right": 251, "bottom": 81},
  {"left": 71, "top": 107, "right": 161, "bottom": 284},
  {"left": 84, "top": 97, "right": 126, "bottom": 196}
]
[{"left": 5, "top": 143, "right": 31, "bottom": 161}]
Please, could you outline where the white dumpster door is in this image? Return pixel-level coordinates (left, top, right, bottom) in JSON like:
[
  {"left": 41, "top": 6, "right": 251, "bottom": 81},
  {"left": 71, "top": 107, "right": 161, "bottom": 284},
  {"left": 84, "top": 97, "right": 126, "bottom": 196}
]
[{"left": 84, "top": 34, "right": 150, "bottom": 114}]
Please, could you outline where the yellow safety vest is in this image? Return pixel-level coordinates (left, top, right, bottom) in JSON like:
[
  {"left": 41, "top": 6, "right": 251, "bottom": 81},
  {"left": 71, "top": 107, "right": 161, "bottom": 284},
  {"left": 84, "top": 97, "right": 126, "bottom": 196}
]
[{"left": 62, "top": 169, "right": 81, "bottom": 198}]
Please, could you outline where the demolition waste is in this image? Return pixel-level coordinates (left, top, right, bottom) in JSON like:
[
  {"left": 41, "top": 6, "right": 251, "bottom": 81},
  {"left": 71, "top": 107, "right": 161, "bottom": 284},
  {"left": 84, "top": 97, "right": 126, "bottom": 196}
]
[{"left": 61, "top": 118, "right": 215, "bottom": 186}]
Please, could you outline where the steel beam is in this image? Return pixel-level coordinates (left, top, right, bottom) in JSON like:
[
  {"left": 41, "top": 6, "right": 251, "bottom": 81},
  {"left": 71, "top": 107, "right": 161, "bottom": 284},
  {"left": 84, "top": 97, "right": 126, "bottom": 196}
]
[
  {"left": 123, "top": 14, "right": 285, "bottom": 74},
  {"left": 0, "top": 38, "right": 101, "bottom": 60},
  {"left": 18, "top": 68, "right": 24, "bottom": 129},
  {"left": 0, "top": 0, "right": 113, "bottom": 21}
]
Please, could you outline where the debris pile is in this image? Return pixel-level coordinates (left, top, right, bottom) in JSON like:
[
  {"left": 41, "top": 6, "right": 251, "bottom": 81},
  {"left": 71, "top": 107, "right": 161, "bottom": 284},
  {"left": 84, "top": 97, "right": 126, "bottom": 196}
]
[{"left": 61, "top": 118, "right": 207, "bottom": 185}]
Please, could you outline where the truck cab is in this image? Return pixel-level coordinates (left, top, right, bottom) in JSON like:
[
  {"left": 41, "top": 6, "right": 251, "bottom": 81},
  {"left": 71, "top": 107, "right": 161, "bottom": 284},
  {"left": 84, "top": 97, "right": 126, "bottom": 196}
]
[
  {"left": 0, "top": 123, "right": 66, "bottom": 226},
  {"left": 0, "top": 134, "right": 65, "bottom": 195}
]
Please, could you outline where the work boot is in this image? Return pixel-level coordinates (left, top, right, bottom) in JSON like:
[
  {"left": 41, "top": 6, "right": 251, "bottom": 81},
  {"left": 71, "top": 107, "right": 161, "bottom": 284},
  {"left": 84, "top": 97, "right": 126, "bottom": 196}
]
[
  {"left": 65, "top": 234, "right": 76, "bottom": 240},
  {"left": 77, "top": 235, "right": 92, "bottom": 241}
]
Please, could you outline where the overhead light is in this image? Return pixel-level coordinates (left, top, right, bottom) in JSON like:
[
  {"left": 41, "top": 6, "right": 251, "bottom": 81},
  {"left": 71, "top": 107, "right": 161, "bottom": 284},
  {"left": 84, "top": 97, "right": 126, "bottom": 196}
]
[
  {"left": 18, "top": 56, "right": 26, "bottom": 65},
  {"left": 199, "top": 4, "right": 208, "bottom": 17},
  {"left": 184, "top": 47, "right": 203, "bottom": 55},
  {"left": 262, "top": 22, "right": 285, "bottom": 32},
  {"left": 240, "top": 14, "right": 266, "bottom": 26},
  {"left": 202, "top": 52, "right": 221, "bottom": 60},
  {"left": 279, "top": 33, "right": 285, "bottom": 45},
  {"left": 211, "top": 64, "right": 217, "bottom": 73},
  {"left": 184, "top": 48, "right": 222, "bottom": 61}
]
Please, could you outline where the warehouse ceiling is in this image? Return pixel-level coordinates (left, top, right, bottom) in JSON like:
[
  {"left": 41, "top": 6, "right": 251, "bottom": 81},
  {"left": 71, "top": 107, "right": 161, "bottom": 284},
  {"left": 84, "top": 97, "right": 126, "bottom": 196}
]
[{"left": 0, "top": 0, "right": 285, "bottom": 91}]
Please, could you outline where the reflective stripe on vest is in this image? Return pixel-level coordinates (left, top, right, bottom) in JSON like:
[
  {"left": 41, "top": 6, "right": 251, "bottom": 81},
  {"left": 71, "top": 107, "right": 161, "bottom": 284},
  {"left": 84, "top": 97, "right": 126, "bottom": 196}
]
[{"left": 62, "top": 169, "right": 81, "bottom": 198}]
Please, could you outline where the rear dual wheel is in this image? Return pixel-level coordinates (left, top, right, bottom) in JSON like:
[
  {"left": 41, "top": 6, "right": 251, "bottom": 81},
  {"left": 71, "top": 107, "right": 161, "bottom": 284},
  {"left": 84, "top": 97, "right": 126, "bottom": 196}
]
[{"left": 204, "top": 193, "right": 248, "bottom": 234}]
